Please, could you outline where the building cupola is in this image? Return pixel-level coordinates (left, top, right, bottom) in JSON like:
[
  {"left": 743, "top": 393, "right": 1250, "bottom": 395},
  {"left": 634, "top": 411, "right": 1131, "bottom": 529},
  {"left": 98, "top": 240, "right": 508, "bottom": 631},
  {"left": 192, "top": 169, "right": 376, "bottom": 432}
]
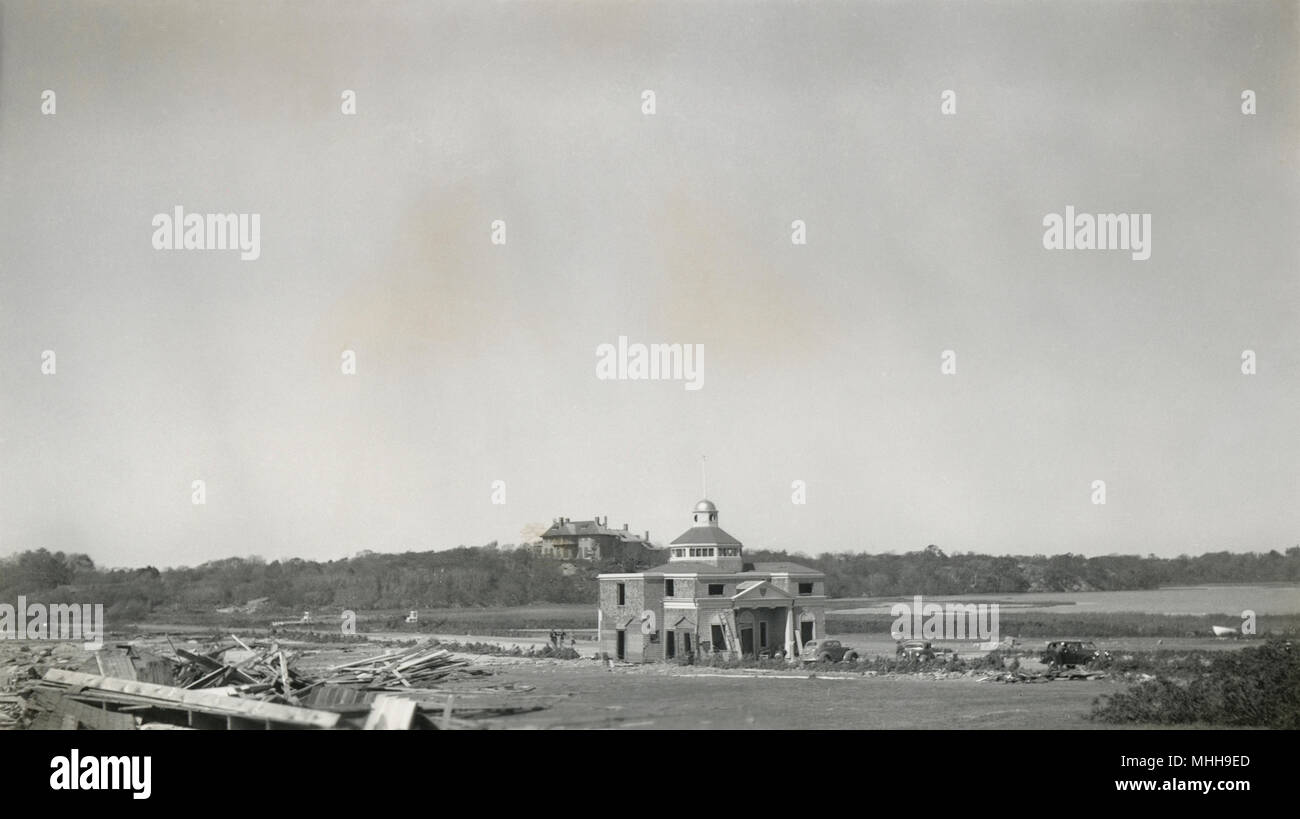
[{"left": 670, "top": 499, "right": 744, "bottom": 571}]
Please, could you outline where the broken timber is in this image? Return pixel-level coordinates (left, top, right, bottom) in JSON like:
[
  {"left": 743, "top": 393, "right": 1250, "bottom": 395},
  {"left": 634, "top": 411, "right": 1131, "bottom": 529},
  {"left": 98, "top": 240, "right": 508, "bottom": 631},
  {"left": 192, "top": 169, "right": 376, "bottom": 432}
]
[{"left": 38, "top": 668, "right": 339, "bottom": 729}]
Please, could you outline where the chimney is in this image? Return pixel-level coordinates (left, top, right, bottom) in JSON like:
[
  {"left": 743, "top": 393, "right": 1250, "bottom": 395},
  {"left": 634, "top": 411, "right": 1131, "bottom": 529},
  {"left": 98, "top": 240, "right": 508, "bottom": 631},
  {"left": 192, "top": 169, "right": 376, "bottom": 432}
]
[{"left": 644, "top": 530, "right": 649, "bottom": 542}]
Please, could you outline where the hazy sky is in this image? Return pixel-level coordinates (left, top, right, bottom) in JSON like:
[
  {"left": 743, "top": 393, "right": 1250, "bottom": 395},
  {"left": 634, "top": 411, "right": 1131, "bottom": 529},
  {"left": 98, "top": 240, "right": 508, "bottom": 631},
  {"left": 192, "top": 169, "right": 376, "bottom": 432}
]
[{"left": 1, "top": 1, "right": 1297, "bottom": 568}]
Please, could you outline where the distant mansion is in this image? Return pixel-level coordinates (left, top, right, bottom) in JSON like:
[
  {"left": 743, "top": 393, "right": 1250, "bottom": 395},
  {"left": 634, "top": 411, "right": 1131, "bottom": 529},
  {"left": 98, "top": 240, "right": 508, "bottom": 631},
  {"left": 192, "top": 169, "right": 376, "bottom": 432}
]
[
  {"left": 597, "top": 500, "right": 826, "bottom": 662},
  {"left": 537, "top": 516, "right": 658, "bottom": 563}
]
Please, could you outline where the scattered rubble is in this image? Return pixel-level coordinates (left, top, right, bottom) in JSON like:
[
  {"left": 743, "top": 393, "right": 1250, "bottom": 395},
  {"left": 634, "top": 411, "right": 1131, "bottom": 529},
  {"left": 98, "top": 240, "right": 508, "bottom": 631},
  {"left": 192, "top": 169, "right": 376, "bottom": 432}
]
[
  {"left": 9, "top": 637, "right": 547, "bottom": 731},
  {"left": 322, "top": 643, "right": 484, "bottom": 688}
]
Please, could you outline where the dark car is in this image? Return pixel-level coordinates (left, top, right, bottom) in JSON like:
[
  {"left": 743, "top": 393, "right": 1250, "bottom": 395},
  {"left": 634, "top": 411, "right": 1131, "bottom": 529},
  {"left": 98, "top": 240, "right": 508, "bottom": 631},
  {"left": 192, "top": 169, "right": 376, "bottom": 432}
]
[
  {"left": 1041, "top": 640, "right": 1109, "bottom": 668},
  {"left": 800, "top": 639, "right": 859, "bottom": 663},
  {"left": 896, "top": 639, "right": 936, "bottom": 661}
]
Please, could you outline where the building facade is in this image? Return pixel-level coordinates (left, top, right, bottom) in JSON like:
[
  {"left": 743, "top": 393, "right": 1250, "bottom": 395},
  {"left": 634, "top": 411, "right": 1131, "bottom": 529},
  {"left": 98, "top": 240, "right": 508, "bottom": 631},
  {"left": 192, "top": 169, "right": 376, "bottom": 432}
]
[
  {"left": 596, "top": 499, "right": 827, "bottom": 662},
  {"left": 538, "top": 516, "right": 658, "bottom": 564}
]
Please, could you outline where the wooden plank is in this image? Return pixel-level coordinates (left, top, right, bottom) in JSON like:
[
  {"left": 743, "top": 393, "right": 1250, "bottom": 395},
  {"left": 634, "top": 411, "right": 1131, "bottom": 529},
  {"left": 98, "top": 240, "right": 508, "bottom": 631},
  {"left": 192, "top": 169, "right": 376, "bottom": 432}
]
[
  {"left": 94, "top": 650, "right": 138, "bottom": 681},
  {"left": 305, "top": 684, "right": 372, "bottom": 709},
  {"left": 132, "top": 650, "right": 175, "bottom": 686},
  {"left": 362, "top": 694, "right": 416, "bottom": 730},
  {"left": 176, "top": 649, "right": 224, "bottom": 672},
  {"left": 46, "top": 695, "right": 137, "bottom": 730},
  {"left": 41, "top": 668, "right": 340, "bottom": 729},
  {"left": 29, "top": 711, "right": 64, "bottom": 730}
]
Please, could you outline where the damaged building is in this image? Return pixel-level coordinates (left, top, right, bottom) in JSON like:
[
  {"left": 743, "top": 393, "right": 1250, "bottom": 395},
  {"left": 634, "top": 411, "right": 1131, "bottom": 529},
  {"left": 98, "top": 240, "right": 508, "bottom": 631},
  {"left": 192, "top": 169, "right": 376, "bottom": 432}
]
[{"left": 597, "top": 499, "right": 827, "bottom": 662}]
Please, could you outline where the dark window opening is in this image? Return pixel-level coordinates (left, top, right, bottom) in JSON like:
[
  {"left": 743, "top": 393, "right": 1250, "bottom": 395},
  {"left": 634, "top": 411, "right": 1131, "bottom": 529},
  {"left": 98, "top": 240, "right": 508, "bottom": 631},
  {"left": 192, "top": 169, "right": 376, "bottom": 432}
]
[
  {"left": 711, "top": 624, "right": 725, "bottom": 650},
  {"left": 708, "top": 584, "right": 724, "bottom": 596},
  {"left": 665, "top": 579, "right": 674, "bottom": 596},
  {"left": 617, "top": 583, "right": 626, "bottom": 605},
  {"left": 798, "top": 582, "right": 814, "bottom": 595}
]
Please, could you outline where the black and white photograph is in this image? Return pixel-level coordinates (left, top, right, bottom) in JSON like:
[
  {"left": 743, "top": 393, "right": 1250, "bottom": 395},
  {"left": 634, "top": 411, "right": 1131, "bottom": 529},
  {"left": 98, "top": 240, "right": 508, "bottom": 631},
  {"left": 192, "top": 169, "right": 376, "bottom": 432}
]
[{"left": 0, "top": 0, "right": 1296, "bottom": 802}]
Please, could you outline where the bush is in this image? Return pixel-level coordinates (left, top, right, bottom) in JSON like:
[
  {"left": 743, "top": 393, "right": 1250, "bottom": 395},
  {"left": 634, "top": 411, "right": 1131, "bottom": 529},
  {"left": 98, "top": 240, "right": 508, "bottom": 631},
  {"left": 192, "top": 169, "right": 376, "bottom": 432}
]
[{"left": 1090, "top": 639, "right": 1300, "bottom": 727}]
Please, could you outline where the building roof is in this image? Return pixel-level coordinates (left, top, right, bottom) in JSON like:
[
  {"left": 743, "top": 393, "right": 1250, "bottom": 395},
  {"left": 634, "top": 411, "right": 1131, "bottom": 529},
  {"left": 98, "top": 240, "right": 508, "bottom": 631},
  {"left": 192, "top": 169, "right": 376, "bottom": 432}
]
[
  {"left": 669, "top": 525, "right": 742, "bottom": 547},
  {"left": 749, "top": 561, "right": 822, "bottom": 575},
  {"left": 542, "top": 519, "right": 649, "bottom": 543},
  {"left": 643, "top": 561, "right": 721, "bottom": 574},
  {"left": 693, "top": 499, "right": 717, "bottom": 513},
  {"left": 639, "top": 561, "right": 821, "bottom": 576}
]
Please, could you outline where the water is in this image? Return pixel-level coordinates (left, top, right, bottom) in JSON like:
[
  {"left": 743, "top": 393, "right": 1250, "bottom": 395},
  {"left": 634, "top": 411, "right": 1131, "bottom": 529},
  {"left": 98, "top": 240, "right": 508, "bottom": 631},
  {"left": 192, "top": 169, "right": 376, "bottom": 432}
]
[{"left": 830, "top": 583, "right": 1300, "bottom": 616}]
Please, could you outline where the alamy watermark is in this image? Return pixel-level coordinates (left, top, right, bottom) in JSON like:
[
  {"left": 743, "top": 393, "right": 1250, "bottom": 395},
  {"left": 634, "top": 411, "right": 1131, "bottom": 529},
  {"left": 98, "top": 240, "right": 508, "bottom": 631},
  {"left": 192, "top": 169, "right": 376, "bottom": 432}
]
[
  {"left": 50, "top": 749, "right": 151, "bottom": 800},
  {"left": 0, "top": 597, "right": 104, "bottom": 650},
  {"left": 151, "top": 206, "right": 261, "bottom": 261},
  {"left": 890, "top": 595, "right": 999, "bottom": 644},
  {"left": 596, "top": 336, "right": 704, "bottom": 391},
  {"left": 1042, "top": 205, "right": 1151, "bottom": 261}
]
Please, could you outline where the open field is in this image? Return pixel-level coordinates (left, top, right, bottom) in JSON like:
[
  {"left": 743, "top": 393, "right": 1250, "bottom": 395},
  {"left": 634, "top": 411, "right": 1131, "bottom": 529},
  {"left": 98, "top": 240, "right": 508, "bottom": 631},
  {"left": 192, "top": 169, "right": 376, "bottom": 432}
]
[
  {"left": 129, "top": 584, "right": 1300, "bottom": 642},
  {"left": 390, "top": 658, "right": 1139, "bottom": 730},
  {"left": 826, "top": 584, "right": 1300, "bottom": 616},
  {"left": 0, "top": 639, "right": 1136, "bottom": 730}
]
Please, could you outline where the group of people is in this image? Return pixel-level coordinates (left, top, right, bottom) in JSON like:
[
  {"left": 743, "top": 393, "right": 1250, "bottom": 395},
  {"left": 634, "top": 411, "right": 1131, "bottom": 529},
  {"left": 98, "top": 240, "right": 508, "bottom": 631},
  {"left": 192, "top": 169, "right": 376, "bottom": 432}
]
[{"left": 549, "top": 629, "right": 575, "bottom": 647}]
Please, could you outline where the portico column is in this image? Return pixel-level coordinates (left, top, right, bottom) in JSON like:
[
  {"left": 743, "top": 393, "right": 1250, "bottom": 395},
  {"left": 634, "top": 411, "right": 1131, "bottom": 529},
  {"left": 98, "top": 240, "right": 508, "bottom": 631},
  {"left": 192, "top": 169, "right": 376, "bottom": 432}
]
[{"left": 784, "top": 606, "right": 795, "bottom": 659}]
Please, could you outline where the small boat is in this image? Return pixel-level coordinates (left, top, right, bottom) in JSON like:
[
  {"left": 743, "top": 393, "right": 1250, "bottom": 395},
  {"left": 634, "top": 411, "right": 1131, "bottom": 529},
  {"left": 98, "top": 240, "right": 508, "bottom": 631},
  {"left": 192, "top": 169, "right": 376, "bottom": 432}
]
[{"left": 1211, "top": 625, "right": 1237, "bottom": 638}]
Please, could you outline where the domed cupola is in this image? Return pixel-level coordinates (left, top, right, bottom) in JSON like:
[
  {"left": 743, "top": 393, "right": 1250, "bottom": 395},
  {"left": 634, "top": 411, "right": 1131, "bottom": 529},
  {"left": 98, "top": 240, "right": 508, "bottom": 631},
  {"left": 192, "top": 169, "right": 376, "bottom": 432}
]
[{"left": 670, "top": 499, "right": 744, "bottom": 571}]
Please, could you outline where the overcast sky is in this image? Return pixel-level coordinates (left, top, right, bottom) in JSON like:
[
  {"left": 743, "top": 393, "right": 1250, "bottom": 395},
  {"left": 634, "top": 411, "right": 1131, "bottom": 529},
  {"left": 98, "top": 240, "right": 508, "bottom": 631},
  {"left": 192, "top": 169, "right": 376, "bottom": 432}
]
[{"left": 1, "top": 0, "right": 1296, "bottom": 568}]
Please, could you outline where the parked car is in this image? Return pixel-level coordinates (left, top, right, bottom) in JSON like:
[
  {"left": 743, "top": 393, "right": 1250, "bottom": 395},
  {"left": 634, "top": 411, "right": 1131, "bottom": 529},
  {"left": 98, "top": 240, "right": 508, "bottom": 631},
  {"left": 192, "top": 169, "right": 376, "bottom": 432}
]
[
  {"left": 1041, "top": 640, "right": 1109, "bottom": 668},
  {"left": 800, "top": 639, "right": 858, "bottom": 663},
  {"left": 896, "top": 639, "right": 937, "bottom": 661}
]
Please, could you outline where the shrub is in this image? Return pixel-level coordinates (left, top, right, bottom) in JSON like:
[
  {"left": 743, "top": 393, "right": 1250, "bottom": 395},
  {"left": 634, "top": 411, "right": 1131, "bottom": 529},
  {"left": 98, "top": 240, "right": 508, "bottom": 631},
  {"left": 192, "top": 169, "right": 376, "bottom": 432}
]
[{"left": 1090, "top": 639, "right": 1300, "bottom": 727}]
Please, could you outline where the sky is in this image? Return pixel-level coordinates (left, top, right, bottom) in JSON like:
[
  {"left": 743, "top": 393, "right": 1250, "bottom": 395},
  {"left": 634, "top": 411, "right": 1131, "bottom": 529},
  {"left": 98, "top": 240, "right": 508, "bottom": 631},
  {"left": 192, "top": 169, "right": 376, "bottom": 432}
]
[{"left": 0, "top": 0, "right": 1296, "bottom": 569}]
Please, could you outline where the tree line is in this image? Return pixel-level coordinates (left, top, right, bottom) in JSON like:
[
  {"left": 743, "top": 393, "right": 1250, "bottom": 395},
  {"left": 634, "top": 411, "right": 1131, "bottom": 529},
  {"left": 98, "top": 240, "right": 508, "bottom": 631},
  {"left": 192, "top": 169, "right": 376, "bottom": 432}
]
[{"left": 1, "top": 542, "right": 1296, "bottom": 619}]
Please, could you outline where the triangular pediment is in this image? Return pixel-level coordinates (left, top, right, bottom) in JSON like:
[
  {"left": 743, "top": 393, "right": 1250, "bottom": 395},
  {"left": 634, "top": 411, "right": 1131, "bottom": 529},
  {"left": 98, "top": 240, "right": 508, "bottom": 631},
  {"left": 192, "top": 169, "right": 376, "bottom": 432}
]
[{"left": 731, "top": 581, "right": 793, "bottom": 601}]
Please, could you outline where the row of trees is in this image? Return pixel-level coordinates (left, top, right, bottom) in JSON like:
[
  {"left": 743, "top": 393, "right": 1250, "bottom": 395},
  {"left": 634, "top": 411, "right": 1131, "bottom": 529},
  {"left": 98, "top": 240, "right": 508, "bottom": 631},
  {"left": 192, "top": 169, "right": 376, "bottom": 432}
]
[
  {"left": 1, "top": 543, "right": 1297, "bottom": 617},
  {"left": 749, "top": 544, "right": 1300, "bottom": 597}
]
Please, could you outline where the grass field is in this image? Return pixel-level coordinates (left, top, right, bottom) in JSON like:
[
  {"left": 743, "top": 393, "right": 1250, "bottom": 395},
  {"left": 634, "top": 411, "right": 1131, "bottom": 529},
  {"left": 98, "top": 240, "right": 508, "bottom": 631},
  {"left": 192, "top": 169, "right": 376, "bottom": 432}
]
[
  {"left": 133, "top": 601, "right": 1299, "bottom": 642},
  {"left": 475, "top": 661, "right": 1140, "bottom": 729},
  {"left": 826, "top": 610, "right": 1300, "bottom": 639}
]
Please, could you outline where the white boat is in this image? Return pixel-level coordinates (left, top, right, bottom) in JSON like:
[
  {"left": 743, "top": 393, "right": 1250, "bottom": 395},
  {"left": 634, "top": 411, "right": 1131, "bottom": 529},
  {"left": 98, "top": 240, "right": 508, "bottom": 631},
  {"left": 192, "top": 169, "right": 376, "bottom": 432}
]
[{"left": 1211, "top": 625, "right": 1237, "bottom": 637}]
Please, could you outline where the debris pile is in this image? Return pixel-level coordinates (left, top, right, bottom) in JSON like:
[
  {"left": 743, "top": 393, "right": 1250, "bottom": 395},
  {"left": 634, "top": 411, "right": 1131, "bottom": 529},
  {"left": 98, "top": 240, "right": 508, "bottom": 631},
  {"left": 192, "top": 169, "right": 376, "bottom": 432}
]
[
  {"left": 322, "top": 644, "right": 482, "bottom": 689},
  {"left": 11, "top": 637, "right": 547, "bottom": 731},
  {"left": 0, "top": 694, "right": 22, "bottom": 729},
  {"left": 984, "top": 667, "right": 1111, "bottom": 683},
  {"left": 172, "top": 637, "right": 317, "bottom": 703},
  {"left": 29, "top": 668, "right": 338, "bottom": 729}
]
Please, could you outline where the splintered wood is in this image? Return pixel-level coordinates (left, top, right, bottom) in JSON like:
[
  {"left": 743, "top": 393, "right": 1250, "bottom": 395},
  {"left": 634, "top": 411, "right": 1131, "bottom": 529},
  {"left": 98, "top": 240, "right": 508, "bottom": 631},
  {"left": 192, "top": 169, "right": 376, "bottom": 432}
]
[
  {"left": 12, "top": 638, "right": 542, "bottom": 731},
  {"left": 323, "top": 644, "right": 480, "bottom": 688}
]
